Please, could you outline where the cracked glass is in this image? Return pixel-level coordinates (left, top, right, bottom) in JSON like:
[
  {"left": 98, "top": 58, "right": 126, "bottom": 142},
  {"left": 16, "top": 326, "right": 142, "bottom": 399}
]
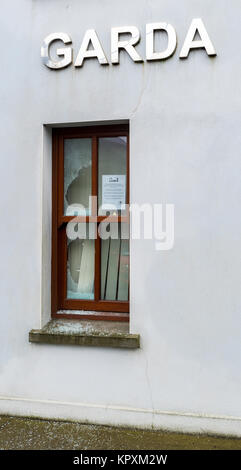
[{"left": 64, "top": 138, "right": 92, "bottom": 216}]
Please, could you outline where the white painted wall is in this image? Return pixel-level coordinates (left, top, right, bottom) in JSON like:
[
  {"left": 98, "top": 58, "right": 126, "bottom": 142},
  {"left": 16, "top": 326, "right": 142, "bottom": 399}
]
[{"left": 0, "top": 0, "right": 241, "bottom": 435}]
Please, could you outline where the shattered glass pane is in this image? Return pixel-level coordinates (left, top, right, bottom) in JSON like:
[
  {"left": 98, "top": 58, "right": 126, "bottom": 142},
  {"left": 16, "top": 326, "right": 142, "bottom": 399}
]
[
  {"left": 64, "top": 138, "right": 92, "bottom": 216},
  {"left": 100, "top": 222, "right": 129, "bottom": 301},
  {"left": 67, "top": 224, "right": 95, "bottom": 300}
]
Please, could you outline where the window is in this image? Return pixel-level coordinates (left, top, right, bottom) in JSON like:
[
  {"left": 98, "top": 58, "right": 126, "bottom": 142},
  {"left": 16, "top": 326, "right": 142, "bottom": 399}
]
[{"left": 52, "top": 124, "right": 129, "bottom": 321}]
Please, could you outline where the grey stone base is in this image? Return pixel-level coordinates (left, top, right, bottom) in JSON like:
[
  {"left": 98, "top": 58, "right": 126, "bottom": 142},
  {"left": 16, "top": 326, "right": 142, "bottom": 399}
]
[{"left": 29, "top": 319, "right": 140, "bottom": 349}]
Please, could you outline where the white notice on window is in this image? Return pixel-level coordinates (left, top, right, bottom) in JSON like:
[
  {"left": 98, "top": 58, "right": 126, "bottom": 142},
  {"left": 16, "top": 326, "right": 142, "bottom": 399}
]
[{"left": 102, "top": 175, "right": 126, "bottom": 210}]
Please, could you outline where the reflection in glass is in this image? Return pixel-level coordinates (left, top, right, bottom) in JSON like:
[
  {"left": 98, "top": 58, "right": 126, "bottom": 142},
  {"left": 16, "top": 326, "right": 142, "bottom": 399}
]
[
  {"left": 67, "top": 224, "right": 95, "bottom": 300},
  {"left": 64, "top": 138, "right": 92, "bottom": 216},
  {"left": 100, "top": 223, "right": 129, "bottom": 301},
  {"left": 98, "top": 137, "right": 127, "bottom": 214}
]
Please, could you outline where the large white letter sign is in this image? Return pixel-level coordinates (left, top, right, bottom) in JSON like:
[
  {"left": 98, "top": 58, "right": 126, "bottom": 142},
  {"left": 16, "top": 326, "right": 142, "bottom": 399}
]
[
  {"left": 75, "top": 29, "right": 108, "bottom": 67},
  {"left": 179, "top": 18, "right": 216, "bottom": 58},
  {"left": 146, "top": 23, "right": 177, "bottom": 60},
  {"left": 111, "top": 26, "right": 143, "bottom": 64},
  {"left": 41, "top": 32, "right": 72, "bottom": 69}
]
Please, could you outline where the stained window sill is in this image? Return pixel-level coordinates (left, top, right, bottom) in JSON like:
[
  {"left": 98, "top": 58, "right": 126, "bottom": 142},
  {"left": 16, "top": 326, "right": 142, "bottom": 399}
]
[{"left": 29, "top": 319, "right": 140, "bottom": 349}]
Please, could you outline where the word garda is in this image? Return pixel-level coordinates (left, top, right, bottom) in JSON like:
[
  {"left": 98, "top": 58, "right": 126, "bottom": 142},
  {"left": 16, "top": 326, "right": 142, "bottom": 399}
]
[{"left": 41, "top": 19, "right": 216, "bottom": 70}]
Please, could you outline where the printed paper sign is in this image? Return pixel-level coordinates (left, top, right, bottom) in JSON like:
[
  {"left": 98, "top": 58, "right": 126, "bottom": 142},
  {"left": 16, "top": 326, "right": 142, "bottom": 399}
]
[{"left": 102, "top": 175, "right": 126, "bottom": 210}]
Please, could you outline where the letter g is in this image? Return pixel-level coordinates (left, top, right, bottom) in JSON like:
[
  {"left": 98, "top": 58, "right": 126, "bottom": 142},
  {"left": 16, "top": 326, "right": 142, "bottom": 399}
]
[{"left": 41, "top": 32, "right": 72, "bottom": 69}]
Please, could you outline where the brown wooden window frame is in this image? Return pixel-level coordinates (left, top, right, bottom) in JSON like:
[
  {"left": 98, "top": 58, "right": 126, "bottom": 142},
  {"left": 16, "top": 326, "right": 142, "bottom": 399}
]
[{"left": 52, "top": 124, "right": 129, "bottom": 322}]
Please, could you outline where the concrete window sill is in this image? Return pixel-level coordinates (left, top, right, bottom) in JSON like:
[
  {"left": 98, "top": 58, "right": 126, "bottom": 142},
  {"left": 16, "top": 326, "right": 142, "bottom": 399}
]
[{"left": 29, "top": 319, "right": 140, "bottom": 349}]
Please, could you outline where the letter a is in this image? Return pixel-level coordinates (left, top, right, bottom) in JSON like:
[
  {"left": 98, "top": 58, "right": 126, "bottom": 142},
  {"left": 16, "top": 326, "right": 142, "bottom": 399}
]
[
  {"left": 180, "top": 18, "right": 216, "bottom": 58},
  {"left": 75, "top": 29, "right": 108, "bottom": 66}
]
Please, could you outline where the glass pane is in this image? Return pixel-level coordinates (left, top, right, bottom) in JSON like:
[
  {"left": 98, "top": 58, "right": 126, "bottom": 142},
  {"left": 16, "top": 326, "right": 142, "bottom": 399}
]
[
  {"left": 100, "top": 223, "right": 129, "bottom": 301},
  {"left": 67, "top": 224, "right": 95, "bottom": 300},
  {"left": 64, "top": 138, "right": 92, "bottom": 216},
  {"left": 98, "top": 137, "right": 127, "bottom": 214}
]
